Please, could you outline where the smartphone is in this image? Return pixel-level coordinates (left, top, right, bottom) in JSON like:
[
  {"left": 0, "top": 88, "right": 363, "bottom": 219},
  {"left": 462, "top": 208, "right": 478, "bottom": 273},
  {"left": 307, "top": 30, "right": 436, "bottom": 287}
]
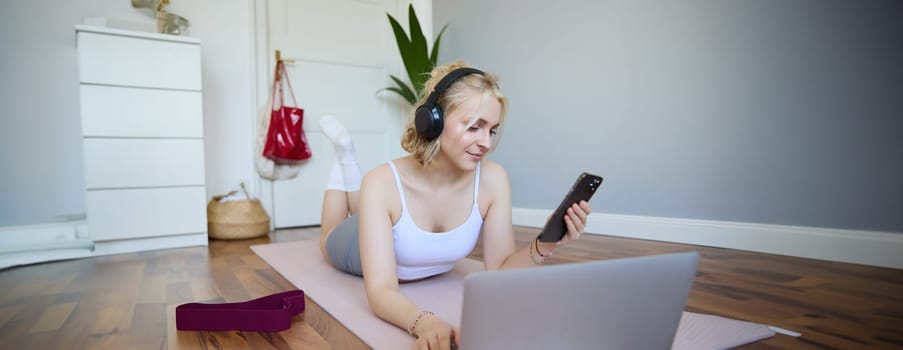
[{"left": 537, "top": 172, "right": 603, "bottom": 242}]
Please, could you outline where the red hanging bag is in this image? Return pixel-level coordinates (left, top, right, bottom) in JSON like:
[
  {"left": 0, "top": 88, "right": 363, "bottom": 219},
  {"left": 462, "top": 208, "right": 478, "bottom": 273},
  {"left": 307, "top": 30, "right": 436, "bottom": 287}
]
[{"left": 263, "top": 61, "right": 312, "bottom": 163}]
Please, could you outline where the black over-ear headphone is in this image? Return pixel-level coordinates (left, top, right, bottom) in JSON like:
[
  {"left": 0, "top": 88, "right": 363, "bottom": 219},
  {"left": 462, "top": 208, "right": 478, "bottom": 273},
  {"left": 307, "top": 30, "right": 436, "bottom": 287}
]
[{"left": 414, "top": 67, "right": 486, "bottom": 140}]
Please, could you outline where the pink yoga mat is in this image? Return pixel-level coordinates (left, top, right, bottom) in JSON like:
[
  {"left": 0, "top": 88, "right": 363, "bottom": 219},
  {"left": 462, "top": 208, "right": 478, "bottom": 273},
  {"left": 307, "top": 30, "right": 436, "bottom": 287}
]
[{"left": 252, "top": 240, "right": 775, "bottom": 349}]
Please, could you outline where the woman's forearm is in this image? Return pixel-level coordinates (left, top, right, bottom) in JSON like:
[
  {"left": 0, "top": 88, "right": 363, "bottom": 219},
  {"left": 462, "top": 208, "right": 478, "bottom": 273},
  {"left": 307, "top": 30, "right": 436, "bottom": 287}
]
[
  {"left": 498, "top": 237, "right": 555, "bottom": 269},
  {"left": 367, "top": 286, "right": 423, "bottom": 332}
]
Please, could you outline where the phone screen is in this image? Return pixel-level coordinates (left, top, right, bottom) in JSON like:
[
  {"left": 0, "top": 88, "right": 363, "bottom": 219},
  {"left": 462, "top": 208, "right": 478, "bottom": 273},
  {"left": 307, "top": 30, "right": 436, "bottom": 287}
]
[{"left": 537, "top": 173, "right": 603, "bottom": 242}]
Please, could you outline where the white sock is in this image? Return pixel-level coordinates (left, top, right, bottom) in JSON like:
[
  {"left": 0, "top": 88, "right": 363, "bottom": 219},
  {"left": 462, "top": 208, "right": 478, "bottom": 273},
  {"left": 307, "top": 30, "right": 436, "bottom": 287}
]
[
  {"left": 342, "top": 159, "right": 362, "bottom": 192},
  {"left": 325, "top": 158, "right": 346, "bottom": 191},
  {"left": 320, "top": 115, "right": 361, "bottom": 191},
  {"left": 319, "top": 115, "right": 356, "bottom": 162}
]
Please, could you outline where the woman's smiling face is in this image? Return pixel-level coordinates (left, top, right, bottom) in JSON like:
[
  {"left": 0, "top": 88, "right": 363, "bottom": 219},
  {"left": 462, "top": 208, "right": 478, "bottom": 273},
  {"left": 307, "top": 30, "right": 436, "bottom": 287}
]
[{"left": 437, "top": 89, "right": 502, "bottom": 170}]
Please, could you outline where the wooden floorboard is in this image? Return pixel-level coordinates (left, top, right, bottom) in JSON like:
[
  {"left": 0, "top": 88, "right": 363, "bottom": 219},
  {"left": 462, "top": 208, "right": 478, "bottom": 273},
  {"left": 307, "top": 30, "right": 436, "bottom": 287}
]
[{"left": 0, "top": 226, "right": 901, "bottom": 349}]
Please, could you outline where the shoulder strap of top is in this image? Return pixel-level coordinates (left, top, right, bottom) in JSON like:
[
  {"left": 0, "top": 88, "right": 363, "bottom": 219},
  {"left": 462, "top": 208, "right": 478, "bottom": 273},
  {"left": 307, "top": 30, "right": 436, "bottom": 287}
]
[{"left": 387, "top": 161, "right": 408, "bottom": 212}]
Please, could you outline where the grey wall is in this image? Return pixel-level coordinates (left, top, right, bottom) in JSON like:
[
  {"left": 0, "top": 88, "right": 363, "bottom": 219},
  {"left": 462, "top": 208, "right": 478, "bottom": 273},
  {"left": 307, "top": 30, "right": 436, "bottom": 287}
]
[
  {"left": 434, "top": 0, "right": 903, "bottom": 232},
  {"left": 1, "top": 1, "right": 123, "bottom": 226},
  {"left": 0, "top": 0, "right": 257, "bottom": 228}
]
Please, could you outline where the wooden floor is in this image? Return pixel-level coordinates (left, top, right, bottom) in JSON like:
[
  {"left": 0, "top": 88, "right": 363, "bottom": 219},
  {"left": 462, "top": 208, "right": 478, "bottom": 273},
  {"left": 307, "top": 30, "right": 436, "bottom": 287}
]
[{"left": 1, "top": 226, "right": 901, "bottom": 350}]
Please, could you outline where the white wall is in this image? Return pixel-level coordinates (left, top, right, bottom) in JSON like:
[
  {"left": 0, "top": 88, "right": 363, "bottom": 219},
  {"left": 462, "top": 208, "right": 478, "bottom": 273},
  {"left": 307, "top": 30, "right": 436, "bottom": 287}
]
[{"left": 0, "top": 0, "right": 258, "bottom": 227}]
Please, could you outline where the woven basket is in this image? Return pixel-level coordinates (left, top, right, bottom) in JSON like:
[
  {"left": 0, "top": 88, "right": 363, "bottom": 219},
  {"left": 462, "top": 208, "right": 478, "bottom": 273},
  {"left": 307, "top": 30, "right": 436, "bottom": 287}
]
[{"left": 207, "top": 185, "right": 271, "bottom": 240}]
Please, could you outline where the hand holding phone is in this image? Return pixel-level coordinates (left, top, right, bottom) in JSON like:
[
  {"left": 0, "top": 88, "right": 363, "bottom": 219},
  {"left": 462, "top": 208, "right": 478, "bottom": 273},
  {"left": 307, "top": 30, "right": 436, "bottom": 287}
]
[{"left": 537, "top": 172, "right": 603, "bottom": 242}]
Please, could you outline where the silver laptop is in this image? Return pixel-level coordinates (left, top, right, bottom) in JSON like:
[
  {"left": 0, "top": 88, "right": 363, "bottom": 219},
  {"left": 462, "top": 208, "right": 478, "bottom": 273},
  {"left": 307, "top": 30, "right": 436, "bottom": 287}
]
[{"left": 459, "top": 252, "right": 699, "bottom": 350}]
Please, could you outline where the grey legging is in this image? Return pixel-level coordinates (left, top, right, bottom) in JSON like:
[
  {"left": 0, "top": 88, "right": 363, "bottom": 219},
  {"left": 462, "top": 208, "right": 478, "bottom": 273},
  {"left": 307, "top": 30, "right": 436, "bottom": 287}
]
[{"left": 325, "top": 215, "right": 364, "bottom": 276}]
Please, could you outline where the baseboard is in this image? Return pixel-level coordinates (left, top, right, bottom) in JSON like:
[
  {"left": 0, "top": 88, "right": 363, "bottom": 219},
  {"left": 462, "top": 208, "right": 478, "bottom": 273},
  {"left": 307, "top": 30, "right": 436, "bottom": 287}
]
[
  {"left": 0, "top": 249, "right": 98, "bottom": 270},
  {"left": 92, "top": 232, "right": 208, "bottom": 256},
  {"left": 513, "top": 208, "right": 903, "bottom": 269},
  {"left": 0, "top": 222, "right": 208, "bottom": 270},
  {"left": 0, "top": 221, "right": 94, "bottom": 269}
]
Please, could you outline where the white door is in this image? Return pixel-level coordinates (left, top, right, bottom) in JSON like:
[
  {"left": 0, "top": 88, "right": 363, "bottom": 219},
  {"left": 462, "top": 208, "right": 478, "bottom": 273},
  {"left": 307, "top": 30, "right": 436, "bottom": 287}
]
[{"left": 265, "top": 0, "right": 413, "bottom": 228}]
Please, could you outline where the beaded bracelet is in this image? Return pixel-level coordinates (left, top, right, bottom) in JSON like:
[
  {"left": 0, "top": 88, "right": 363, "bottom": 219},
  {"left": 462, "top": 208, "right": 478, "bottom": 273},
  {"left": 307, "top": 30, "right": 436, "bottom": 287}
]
[
  {"left": 529, "top": 237, "right": 545, "bottom": 265},
  {"left": 407, "top": 309, "right": 434, "bottom": 336},
  {"left": 533, "top": 236, "right": 551, "bottom": 258}
]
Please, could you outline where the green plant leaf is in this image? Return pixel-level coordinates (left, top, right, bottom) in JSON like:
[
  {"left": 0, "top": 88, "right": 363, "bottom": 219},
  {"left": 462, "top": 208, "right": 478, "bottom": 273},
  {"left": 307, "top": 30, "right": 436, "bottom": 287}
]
[
  {"left": 406, "top": 4, "right": 430, "bottom": 94},
  {"left": 430, "top": 23, "right": 449, "bottom": 68},
  {"left": 382, "top": 4, "right": 448, "bottom": 106},
  {"left": 387, "top": 12, "right": 415, "bottom": 77},
  {"left": 377, "top": 74, "right": 418, "bottom": 105},
  {"left": 378, "top": 87, "right": 418, "bottom": 105},
  {"left": 389, "top": 75, "right": 417, "bottom": 104}
]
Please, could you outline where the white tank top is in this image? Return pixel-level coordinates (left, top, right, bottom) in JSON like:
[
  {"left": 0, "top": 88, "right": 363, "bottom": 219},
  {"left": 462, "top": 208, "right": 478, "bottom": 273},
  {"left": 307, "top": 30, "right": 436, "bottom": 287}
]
[{"left": 387, "top": 161, "right": 483, "bottom": 280}]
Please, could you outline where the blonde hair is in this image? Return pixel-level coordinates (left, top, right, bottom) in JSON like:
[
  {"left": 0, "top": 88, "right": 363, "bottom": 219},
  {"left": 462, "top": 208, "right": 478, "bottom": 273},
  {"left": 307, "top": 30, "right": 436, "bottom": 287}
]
[{"left": 401, "top": 61, "right": 508, "bottom": 166}]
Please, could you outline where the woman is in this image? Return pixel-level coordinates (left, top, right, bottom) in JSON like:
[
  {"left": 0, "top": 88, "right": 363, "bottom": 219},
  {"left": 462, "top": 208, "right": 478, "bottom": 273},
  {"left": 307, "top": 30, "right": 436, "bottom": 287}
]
[{"left": 317, "top": 61, "right": 592, "bottom": 350}]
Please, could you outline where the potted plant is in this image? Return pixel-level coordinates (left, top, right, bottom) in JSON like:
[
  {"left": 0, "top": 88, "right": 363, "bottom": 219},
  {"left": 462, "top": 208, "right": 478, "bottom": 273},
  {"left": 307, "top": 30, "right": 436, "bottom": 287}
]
[{"left": 382, "top": 4, "right": 448, "bottom": 105}]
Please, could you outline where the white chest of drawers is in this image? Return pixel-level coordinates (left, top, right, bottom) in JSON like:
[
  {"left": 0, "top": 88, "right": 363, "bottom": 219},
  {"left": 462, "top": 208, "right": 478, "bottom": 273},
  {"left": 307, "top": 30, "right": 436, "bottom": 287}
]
[{"left": 76, "top": 25, "right": 208, "bottom": 254}]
